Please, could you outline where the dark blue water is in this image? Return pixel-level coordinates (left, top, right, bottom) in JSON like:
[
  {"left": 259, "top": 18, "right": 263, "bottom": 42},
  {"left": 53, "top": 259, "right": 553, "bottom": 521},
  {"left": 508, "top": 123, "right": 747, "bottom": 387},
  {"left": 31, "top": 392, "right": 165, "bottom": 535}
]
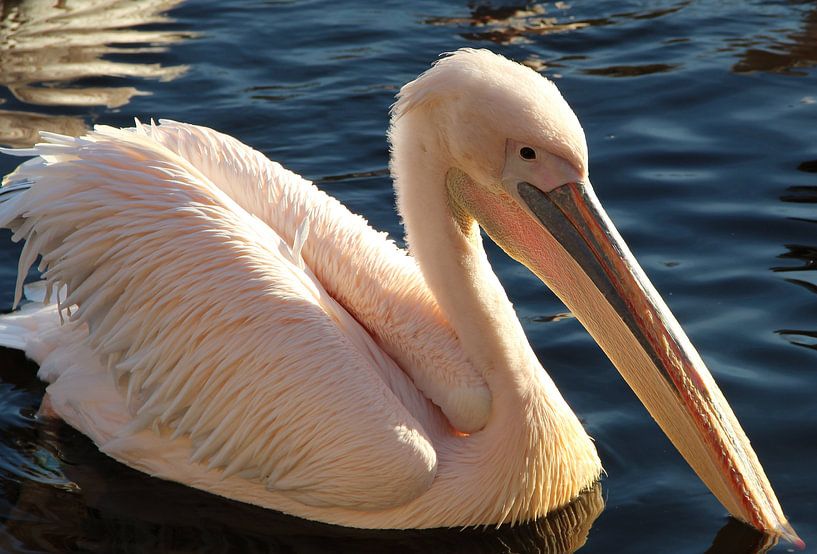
[{"left": 0, "top": 1, "right": 815, "bottom": 552}]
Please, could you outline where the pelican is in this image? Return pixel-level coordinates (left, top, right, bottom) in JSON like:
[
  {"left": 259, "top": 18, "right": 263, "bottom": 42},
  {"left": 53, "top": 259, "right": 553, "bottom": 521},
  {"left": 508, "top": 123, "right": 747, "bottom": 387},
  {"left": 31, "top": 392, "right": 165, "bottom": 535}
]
[{"left": 0, "top": 49, "right": 800, "bottom": 543}]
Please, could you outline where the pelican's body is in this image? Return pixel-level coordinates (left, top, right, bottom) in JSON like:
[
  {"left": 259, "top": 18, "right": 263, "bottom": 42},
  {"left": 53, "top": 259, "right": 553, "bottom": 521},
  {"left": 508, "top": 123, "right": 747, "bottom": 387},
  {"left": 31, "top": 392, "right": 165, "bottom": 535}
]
[
  {"left": 0, "top": 50, "right": 800, "bottom": 541},
  {"left": 0, "top": 119, "right": 595, "bottom": 528}
]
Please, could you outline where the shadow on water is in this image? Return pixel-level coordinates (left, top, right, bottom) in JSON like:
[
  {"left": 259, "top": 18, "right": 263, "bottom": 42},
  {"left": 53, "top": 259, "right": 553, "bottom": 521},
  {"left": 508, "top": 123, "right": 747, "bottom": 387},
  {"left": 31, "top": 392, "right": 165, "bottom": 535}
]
[{"left": 0, "top": 0, "right": 193, "bottom": 147}]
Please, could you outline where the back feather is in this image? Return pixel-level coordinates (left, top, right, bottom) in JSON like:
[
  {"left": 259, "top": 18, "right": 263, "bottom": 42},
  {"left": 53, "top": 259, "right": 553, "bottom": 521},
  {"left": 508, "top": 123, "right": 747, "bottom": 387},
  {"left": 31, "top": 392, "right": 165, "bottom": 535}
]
[{"left": 131, "top": 120, "right": 492, "bottom": 432}]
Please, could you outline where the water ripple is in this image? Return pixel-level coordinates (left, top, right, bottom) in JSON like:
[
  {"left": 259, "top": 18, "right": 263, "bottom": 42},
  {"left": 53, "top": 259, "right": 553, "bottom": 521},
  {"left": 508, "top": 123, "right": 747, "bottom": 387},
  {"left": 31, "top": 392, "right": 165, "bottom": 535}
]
[{"left": 0, "top": 0, "right": 194, "bottom": 147}]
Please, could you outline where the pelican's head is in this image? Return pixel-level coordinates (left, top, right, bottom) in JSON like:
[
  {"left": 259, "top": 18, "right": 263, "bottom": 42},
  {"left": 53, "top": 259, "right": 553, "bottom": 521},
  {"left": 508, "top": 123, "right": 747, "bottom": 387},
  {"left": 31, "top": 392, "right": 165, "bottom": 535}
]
[
  {"left": 392, "top": 48, "right": 588, "bottom": 192},
  {"left": 392, "top": 49, "right": 799, "bottom": 544}
]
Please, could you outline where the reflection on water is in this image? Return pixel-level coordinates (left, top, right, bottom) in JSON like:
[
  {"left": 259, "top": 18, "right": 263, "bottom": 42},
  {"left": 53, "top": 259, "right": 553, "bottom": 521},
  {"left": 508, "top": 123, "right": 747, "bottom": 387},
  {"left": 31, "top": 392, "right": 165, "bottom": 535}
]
[
  {"left": 798, "top": 160, "right": 817, "bottom": 173},
  {"left": 704, "top": 520, "right": 778, "bottom": 554},
  {"left": 426, "top": 1, "right": 817, "bottom": 79},
  {"left": 425, "top": 3, "right": 588, "bottom": 45},
  {"left": 775, "top": 180, "right": 817, "bottom": 350},
  {"left": 421, "top": 1, "right": 693, "bottom": 78},
  {"left": 582, "top": 63, "right": 678, "bottom": 78},
  {"left": 776, "top": 183, "right": 817, "bottom": 269},
  {"left": 0, "top": 109, "right": 85, "bottom": 151},
  {"left": 424, "top": 1, "right": 690, "bottom": 47},
  {"left": 0, "top": 0, "right": 192, "bottom": 147},
  {"left": 774, "top": 243, "right": 817, "bottom": 271},
  {"left": 730, "top": 6, "right": 817, "bottom": 74},
  {"left": 0, "top": 385, "right": 72, "bottom": 491}
]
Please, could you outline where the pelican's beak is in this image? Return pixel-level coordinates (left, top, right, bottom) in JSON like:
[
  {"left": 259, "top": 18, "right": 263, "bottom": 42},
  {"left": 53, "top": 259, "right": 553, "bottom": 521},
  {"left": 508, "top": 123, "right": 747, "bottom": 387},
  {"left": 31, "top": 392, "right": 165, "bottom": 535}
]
[{"left": 510, "top": 180, "right": 800, "bottom": 545}]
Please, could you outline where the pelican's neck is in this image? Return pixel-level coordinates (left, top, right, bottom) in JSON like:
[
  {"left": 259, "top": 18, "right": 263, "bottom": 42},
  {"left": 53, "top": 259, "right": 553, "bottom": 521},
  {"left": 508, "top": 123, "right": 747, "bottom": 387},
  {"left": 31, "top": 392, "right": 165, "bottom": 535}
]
[
  {"left": 391, "top": 113, "right": 555, "bottom": 403},
  {"left": 393, "top": 127, "right": 533, "bottom": 395},
  {"left": 389, "top": 110, "right": 602, "bottom": 523}
]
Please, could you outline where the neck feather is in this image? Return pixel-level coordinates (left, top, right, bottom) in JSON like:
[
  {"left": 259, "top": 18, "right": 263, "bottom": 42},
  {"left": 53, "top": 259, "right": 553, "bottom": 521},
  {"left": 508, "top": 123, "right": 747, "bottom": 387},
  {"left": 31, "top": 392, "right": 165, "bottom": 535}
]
[
  {"left": 392, "top": 120, "right": 530, "bottom": 391},
  {"left": 391, "top": 111, "right": 570, "bottom": 408}
]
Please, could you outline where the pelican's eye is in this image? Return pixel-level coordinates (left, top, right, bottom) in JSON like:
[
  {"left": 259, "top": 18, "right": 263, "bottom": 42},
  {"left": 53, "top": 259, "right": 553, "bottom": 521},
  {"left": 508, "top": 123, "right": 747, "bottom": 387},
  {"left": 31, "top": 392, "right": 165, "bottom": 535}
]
[{"left": 519, "top": 147, "right": 536, "bottom": 161}]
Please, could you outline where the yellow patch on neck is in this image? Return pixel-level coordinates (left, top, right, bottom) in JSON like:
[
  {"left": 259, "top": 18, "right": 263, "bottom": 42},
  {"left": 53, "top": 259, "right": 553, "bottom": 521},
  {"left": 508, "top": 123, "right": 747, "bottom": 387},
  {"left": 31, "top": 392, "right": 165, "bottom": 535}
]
[{"left": 445, "top": 167, "right": 480, "bottom": 242}]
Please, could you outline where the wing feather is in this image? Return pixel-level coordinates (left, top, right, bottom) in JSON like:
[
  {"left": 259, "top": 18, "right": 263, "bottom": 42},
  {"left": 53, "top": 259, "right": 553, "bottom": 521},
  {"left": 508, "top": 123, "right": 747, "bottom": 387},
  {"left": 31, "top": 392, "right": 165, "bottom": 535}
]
[
  {"left": 140, "top": 121, "right": 492, "bottom": 432},
  {"left": 0, "top": 129, "right": 439, "bottom": 510}
]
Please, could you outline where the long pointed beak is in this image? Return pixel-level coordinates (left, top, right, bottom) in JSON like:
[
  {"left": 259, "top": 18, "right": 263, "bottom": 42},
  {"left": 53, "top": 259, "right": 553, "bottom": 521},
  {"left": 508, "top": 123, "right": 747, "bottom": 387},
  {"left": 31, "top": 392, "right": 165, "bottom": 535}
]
[{"left": 515, "top": 180, "right": 800, "bottom": 545}]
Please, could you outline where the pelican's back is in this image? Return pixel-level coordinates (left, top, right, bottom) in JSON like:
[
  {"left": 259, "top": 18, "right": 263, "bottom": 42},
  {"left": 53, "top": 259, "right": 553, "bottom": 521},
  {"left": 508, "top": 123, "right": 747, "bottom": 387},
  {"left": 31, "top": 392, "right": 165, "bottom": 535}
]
[{"left": 125, "top": 121, "right": 490, "bottom": 433}]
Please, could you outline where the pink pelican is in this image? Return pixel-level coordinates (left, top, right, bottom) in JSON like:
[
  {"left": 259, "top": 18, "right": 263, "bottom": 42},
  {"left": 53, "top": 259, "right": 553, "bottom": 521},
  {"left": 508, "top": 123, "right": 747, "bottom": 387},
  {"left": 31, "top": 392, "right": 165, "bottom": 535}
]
[{"left": 0, "top": 49, "right": 800, "bottom": 543}]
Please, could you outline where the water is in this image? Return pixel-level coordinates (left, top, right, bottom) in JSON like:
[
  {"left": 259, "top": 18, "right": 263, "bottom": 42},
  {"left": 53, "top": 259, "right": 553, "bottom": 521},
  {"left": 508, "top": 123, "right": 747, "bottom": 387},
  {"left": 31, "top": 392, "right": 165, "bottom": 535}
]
[{"left": 0, "top": 0, "right": 815, "bottom": 552}]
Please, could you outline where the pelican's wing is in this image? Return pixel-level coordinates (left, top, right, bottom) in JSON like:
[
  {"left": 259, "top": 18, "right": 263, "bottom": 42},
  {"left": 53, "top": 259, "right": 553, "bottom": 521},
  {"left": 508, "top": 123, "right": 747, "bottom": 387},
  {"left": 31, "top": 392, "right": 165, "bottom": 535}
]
[
  {"left": 0, "top": 128, "right": 438, "bottom": 510},
  {"left": 136, "top": 120, "right": 491, "bottom": 433}
]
